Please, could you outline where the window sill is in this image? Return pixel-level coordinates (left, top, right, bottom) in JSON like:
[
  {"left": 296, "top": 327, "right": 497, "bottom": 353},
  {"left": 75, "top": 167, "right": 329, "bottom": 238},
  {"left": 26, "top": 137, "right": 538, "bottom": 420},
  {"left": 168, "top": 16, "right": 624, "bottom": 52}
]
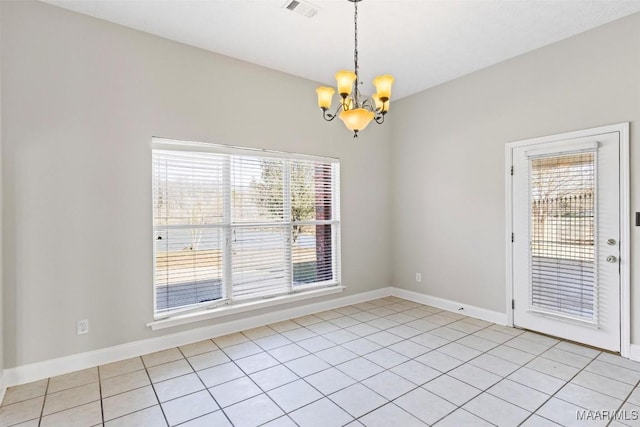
[{"left": 147, "top": 285, "right": 345, "bottom": 331}]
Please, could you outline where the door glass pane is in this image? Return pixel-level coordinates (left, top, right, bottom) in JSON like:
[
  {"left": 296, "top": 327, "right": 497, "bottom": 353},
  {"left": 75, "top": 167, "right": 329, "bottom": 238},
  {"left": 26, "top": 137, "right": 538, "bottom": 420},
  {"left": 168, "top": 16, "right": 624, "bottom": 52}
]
[{"left": 530, "top": 153, "right": 596, "bottom": 321}]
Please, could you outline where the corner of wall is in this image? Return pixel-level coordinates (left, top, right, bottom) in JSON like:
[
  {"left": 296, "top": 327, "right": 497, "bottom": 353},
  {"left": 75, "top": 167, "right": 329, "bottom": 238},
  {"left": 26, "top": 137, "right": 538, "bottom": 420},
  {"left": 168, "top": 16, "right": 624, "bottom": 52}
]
[
  {"left": 0, "top": 0, "right": 5, "bottom": 401},
  {"left": 390, "top": 287, "right": 508, "bottom": 326}
]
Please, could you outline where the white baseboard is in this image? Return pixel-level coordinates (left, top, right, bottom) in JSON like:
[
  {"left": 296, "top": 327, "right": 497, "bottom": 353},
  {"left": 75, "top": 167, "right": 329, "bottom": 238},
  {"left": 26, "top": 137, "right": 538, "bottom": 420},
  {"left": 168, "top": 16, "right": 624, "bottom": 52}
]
[
  {"left": 391, "top": 288, "right": 509, "bottom": 326},
  {"left": 0, "top": 286, "right": 517, "bottom": 390},
  {"left": 3, "top": 284, "right": 635, "bottom": 398},
  {"left": 0, "top": 370, "right": 6, "bottom": 406},
  {"left": 629, "top": 344, "right": 640, "bottom": 363},
  {"left": 2, "top": 286, "right": 633, "bottom": 395},
  {"left": 2, "top": 287, "right": 393, "bottom": 388}
]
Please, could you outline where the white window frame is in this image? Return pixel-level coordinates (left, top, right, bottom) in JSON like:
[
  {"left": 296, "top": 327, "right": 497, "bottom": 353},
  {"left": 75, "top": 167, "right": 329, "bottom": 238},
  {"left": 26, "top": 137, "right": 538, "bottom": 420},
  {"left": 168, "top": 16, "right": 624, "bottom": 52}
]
[{"left": 148, "top": 138, "right": 343, "bottom": 329}]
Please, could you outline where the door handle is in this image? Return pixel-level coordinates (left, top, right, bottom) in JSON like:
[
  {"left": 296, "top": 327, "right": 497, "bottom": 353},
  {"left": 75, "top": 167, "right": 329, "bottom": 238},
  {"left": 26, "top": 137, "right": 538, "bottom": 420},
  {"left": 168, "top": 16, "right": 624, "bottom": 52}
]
[{"left": 606, "top": 255, "right": 617, "bottom": 263}]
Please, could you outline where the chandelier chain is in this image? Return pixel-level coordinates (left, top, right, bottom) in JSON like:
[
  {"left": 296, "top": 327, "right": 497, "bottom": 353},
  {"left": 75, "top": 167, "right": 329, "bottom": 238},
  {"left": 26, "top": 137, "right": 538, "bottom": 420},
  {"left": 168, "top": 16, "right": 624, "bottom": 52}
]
[{"left": 353, "top": 0, "right": 359, "bottom": 104}]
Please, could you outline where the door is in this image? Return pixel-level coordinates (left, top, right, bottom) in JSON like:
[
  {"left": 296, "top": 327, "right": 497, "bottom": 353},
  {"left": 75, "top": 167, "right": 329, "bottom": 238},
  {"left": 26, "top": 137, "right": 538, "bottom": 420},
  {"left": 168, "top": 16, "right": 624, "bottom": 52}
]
[{"left": 511, "top": 130, "right": 620, "bottom": 352}]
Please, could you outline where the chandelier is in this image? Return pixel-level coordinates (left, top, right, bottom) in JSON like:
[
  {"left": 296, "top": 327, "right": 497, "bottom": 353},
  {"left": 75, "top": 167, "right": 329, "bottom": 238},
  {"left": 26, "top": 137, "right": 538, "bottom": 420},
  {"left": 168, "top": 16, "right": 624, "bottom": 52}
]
[{"left": 315, "top": 0, "right": 394, "bottom": 138}]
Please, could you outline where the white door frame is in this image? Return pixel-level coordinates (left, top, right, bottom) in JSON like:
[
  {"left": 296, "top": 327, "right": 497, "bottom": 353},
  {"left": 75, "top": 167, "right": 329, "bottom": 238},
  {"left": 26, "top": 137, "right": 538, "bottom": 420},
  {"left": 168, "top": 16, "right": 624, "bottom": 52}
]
[{"left": 505, "top": 123, "right": 630, "bottom": 358}]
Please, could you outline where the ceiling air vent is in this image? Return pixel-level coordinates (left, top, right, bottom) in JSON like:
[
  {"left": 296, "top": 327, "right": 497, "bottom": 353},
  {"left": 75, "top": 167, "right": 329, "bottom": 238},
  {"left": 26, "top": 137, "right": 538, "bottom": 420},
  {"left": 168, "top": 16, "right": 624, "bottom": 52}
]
[{"left": 282, "top": 0, "right": 319, "bottom": 18}]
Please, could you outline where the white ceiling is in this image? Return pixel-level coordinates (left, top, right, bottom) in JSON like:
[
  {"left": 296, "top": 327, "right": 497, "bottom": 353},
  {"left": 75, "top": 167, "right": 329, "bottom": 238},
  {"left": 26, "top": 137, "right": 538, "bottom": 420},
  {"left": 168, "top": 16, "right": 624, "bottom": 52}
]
[{"left": 43, "top": 0, "right": 640, "bottom": 100}]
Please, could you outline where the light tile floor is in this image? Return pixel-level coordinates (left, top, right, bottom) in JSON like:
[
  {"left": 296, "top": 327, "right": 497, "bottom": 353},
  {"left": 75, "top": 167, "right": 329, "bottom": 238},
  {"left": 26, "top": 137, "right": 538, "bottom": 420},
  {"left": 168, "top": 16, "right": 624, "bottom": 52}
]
[{"left": 1, "top": 296, "right": 640, "bottom": 426}]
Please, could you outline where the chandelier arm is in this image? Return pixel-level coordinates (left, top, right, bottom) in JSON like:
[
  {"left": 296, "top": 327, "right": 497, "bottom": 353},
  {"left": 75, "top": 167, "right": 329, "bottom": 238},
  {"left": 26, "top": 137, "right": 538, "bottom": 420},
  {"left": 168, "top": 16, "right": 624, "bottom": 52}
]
[
  {"left": 361, "top": 98, "right": 377, "bottom": 112},
  {"left": 321, "top": 109, "right": 337, "bottom": 122},
  {"left": 321, "top": 101, "right": 345, "bottom": 121},
  {"left": 374, "top": 113, "right": 385, "bottom": 124}
]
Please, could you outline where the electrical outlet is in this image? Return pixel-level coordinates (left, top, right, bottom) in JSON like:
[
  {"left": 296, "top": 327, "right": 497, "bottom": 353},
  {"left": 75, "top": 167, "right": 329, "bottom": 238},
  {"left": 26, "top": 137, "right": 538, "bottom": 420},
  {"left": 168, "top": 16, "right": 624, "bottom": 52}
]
[
  {"left": 77, "top": 319, "right": 89, "bottom": 335},
  {"left": 416, "top": 273, "right": 422, "bottom": 282}
]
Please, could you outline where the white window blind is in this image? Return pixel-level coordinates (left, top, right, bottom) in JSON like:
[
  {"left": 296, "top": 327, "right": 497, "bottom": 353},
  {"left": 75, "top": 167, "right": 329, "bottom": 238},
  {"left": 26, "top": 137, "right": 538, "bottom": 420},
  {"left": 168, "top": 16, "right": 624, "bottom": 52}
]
[
  {"left": 152, "top": 139, "right": 341, "bottom": 317},
  {"left": 290, "top": 160, "right": 336, "bottom": 286}
]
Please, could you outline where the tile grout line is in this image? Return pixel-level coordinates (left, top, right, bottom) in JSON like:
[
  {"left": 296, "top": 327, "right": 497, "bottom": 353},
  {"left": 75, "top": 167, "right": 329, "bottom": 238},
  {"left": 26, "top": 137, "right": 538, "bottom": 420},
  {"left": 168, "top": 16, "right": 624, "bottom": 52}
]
[
  {"left": 26, "top": 373, "right": 101, "bottom": 424},
  {"left": 239, "top": 320, "right": 385, "bottom": 425},
  {"left": 140, "top": 355, "right": 171, "bottom": 427},
  {"left": 417, "top": 322, "right": 518, "bottom": 426},
  {"left": 36, "top": 378, "right": 50, "bottom": 427},
  {"left": 516, "top": 339, "right": 604, "bottom": 426},
  {"left": 469, "top": 332, "right": 627, "bottom": 425},
  {"left": 108, "top": 307, "right": 640, "bottom": 426},
  {"left": 0, "top": 303, "right": 531, "bottom": 424},
  {"left": 218, "top": 337, "right": 297, "bottom": 424},
  {"left": 263, "top": 302, "right": 499, "bottom": 425},
  {"left": 442, "top": 325, "right": 610, "bottom": 425},
  {"left": 97, "top": 368, "right": 105, "bottom": 426},
  {"left": 189, "top": 301, "right": 516, "bottom": 425},
  {"left": 344, "top": 309, "right": 604, "bottom": 425},
  {"left": 177, "top": 342, "right": 236, "bottom": 427},
  {"left": 606, "top": 377, "right": 640, "bottom": 427},
  {"left": 103, "top": 318, "right": 634, "bottom": 427},
  {"left": 222, "top": 300, "right": 436, "bottom": 424},
  {"left": 6, "top": 297, "right": 640, "bottom": 427},
  {"left": 331, "top": 301, "right": 447, "bottom": 424}
]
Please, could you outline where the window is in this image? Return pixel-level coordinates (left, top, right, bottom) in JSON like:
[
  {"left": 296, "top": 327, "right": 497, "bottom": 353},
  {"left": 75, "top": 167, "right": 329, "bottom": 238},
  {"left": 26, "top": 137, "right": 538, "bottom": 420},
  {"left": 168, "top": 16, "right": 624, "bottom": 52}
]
[{"left": 152, "top": 138, "right": 341, "bottom": 318}]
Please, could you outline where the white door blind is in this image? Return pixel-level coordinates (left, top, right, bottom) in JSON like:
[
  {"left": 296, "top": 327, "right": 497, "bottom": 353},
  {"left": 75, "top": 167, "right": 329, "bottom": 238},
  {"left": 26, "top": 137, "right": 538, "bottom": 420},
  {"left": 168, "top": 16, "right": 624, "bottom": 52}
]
[
  {"left": 152, "top": 139, "right": 341, "bottom": 316},
  {"left": 529, "top": 153, "right": 596, "bottom": 321}
]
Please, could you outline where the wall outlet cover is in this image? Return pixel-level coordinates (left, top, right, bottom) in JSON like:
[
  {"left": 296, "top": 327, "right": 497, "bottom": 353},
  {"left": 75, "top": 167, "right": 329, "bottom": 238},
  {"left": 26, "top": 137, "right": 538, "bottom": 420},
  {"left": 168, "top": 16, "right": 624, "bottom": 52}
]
[{"left": 77, "top": 319, "right": 89, "bottom": 335}]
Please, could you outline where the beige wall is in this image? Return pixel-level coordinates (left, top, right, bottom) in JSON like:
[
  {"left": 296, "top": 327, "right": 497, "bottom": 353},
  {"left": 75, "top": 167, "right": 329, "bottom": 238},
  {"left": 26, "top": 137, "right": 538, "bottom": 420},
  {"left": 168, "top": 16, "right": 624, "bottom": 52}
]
[
  {"left": 391, "top": 13, "right": 640, "bottom": 340},
  {"left": 0, "top": 1, "right": 391, "bottom": 367},
  {"left": 2, "top": 0, "right": 639, "bottom": 369},
  {"left": 0, "top": 1, "right": 4, "bottom": 373}
]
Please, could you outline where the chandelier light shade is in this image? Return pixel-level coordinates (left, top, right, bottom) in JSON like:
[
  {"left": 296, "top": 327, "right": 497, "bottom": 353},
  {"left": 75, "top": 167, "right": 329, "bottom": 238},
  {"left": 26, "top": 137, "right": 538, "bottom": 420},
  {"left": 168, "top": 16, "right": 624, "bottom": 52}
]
[
  {"left": 335, "top": 70, "right": 357, "bottom": 97},
  {"left": 316, "top": 87, "right": 335, "bottom": 109},
  {"left": 339, "top": 108, "right": 375, "bottom": 133},
  {"left": 372, "top": 74, "right": 394, "bottom": 101},
  {"left": 315, "top": 0, "right": 394, "bottom": 137}
]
